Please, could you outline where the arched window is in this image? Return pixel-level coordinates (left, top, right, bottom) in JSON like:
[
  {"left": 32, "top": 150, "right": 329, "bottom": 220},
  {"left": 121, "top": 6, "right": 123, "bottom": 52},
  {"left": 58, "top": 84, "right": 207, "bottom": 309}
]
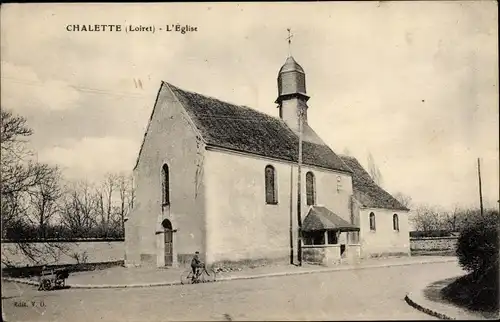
[
  {"left": 393, "top": 214, "right": 399, "bottom": 231},
  {"left": 306, "top": 171, "right": 316, "bottom": 206},
  {"left": 265, "top": 165, "right": 277, "bottom": 204},
  {"left": 162, "top": 164, "right": 170, "bottom": 206},
  {"left": 369, "top": 212, "right": 376, "bottom": 231},
  {"left": 161, "top": 218, "right": 172, "bottom": 230}
]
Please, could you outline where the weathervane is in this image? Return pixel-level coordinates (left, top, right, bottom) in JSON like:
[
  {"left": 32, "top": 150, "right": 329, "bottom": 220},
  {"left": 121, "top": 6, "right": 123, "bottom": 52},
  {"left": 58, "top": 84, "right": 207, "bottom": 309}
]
[{"left": 286, "top": 28, "right": 294, "bottom": 57}]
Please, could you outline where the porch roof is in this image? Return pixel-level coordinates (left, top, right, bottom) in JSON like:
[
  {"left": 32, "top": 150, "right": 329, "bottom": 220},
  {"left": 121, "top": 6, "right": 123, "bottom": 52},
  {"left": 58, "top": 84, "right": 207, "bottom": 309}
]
[{"left": 302, "top": 206, "right": 360, "bottom": 232}]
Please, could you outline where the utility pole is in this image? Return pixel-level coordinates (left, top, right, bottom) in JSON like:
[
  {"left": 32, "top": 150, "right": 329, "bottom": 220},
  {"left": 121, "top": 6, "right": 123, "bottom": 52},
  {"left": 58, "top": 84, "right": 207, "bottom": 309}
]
[
  {"left": 289, "top": 165, "right": 294, "bottom": 265},
  {"left": 286, "top": 27, "right": 296, "bottom": 266},
  {"left": 297, "top": 104, "right": 304, "bottom": 266},
  {"left": 477, "top": 158, "right": 484, "bottom": 217}
]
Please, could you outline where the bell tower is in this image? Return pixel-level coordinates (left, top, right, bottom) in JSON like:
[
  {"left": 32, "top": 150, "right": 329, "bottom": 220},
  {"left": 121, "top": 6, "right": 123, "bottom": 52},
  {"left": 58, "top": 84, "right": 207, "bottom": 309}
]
[{"left": 275, "top": 31, "right": 310, "bottom": 132}]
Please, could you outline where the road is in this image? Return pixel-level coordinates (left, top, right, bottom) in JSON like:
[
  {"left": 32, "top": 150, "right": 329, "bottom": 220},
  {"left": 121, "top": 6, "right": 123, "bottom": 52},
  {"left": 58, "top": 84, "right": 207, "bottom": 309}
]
[{"left": 2, "top": 261, "right": 464, "bottom": 321}]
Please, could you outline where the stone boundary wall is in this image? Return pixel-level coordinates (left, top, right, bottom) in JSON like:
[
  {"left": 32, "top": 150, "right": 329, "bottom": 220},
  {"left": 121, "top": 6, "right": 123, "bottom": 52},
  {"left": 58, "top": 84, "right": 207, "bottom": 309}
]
[
  {"left": 410, "top": 236, "right": 458, "bottom": 252},
  {"left": 1, "top": 238, "right": 124, "bottom": 243},
  {"left": 1, "top": 241, "right": 124, "bottom": 268}
]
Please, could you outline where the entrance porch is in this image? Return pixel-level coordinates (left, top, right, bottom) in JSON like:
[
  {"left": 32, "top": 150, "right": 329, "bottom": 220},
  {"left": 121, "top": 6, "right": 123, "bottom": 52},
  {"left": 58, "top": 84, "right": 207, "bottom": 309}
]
[{"left": 302, "top": 206, "right": 361, "bottom": 266}]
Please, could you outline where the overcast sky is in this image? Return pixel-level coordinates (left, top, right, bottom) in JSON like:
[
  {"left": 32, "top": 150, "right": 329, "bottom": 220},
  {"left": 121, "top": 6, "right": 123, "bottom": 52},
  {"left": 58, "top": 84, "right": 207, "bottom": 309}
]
[{"left": 1, "top": 2, "right": 498, "bottom": 210}]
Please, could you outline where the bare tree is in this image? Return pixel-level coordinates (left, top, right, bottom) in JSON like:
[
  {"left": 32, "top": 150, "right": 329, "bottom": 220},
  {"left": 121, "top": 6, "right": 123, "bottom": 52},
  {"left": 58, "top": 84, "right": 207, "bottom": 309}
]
[
  {"left": 411, "top": 204, "right": 442, "bottom": 232},
  {"left": 441, "top": 206, "right": 459, "bottom": 232},
  {"left": 1, "top": 191, "right": 28, "bottom": 239},
  {"left": 128, "top": 174, "right": 135, "bottom": 211},
  {"left": 1, "top": 109, "right": 68, "bottom": 265},
  {"left": 60, "top": 180, "right": 98, "bottom": 238},
  {"left": 411, "top": 203, "right": 486, "bottom": 235},
  {"left": 28, "top": 167, "right": 63, "bottom": 238},
  {"left": 394, "top": 192, "right": 412, "bottom": 209},
  {"left": 95, "top": 173, "right": 119, "bottom": 237},
  {"left": 367, "top": 151, "right": 383, "bottom": 187},
  {"left": 443, "top": 206, "right": 481, "bottom": 232},
  {"left": 0, "top": 110, "right": 56, "bottom": 197},
  {"left": 57, "top": 174, "right": 133, "bottom": 240},
  {"left": 1, "top": 109, "right": 32, "bottom": 163},
  {"left": 1, "top": 109, "right": 33, "bottom": 233},
  {"left": 116, "top": 174, "right": 134, "bottom": 235},
  {"left": 1, "top": 109, "right": 59, "bottom": 234}
]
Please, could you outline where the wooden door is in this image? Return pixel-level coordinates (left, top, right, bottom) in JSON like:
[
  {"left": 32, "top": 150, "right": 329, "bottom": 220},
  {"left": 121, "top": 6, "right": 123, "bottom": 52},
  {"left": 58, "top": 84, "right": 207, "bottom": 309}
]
[{"left": 164, "top": 228, "right": 173, "bottom": 266}]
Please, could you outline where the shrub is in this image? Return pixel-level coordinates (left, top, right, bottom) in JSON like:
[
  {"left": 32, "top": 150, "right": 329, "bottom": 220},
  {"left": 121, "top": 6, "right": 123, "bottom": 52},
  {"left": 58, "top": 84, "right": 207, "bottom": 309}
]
[{"left": 456, "top": 209, "right": 499, "bottom": 277}]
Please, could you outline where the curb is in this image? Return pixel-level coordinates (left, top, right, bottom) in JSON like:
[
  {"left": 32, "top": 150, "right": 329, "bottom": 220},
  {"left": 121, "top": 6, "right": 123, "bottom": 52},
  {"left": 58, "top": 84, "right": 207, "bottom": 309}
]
[
  {"left": 405, "top": 292, "right": 453, "bottom": 320},
  {"left": 217, "top": 257, "right": 457, "bottom": 283},
  {"left": 2, "top": 278, "right": 40, "bottom": 287},
  {"left": 3, "top": 257, "right": 457, "bottom": 290},
  {"left": 1, "top": 277, "right": 181, "bottom": 289},
  {"left": 405, "top": 285, "right": 487, "bottom": 320}
]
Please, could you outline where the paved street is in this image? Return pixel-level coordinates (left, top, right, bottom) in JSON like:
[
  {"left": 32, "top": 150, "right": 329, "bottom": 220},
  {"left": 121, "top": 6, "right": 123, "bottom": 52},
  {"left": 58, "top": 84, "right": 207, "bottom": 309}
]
[{"left": 2, "top": 261, "right": 464, "bottom": 321}]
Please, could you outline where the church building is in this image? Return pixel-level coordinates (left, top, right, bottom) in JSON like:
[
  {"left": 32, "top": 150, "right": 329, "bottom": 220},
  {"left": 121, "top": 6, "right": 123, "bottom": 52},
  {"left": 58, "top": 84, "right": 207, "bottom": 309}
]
[{"left": 124, "top": 53, "right": 410, "bottom": 268}]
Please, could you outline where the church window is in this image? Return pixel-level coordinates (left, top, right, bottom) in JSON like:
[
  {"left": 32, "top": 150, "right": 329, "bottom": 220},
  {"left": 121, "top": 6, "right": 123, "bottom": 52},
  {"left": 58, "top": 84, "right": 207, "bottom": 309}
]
[
  {"left": 162, "top": 164, "right": 170, "bottom": 206},
  {"left": 306, "top": 171, "right": 316, "bottom": 206},
  {"left": 369, "top": 212, "right": 376, "bottom": 231},
  {"left": 393, "top": 214, "right": 399, "bottom": 231},
  {"left": 265, "top": 165, "right": 277, "bottom": 204}
]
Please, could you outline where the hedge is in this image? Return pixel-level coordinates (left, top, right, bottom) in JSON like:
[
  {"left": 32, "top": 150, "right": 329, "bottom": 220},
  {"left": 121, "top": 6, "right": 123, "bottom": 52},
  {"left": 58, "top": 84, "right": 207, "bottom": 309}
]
[{"left": 456, "top": 210, "right": 499, "bottom": 277}]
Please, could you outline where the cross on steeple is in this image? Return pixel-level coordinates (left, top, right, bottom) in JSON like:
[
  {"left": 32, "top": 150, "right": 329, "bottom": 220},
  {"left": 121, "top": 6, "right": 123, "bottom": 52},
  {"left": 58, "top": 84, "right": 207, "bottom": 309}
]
[{"left": 286, "top": 28, "right": 294, "bottom": 57}]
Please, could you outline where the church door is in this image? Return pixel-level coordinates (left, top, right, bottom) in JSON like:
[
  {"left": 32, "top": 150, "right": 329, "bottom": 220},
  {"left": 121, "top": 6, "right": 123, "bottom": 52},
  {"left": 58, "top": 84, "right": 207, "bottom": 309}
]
[{"left": 162, "top": 219, "right": 173, "bottom": 266}]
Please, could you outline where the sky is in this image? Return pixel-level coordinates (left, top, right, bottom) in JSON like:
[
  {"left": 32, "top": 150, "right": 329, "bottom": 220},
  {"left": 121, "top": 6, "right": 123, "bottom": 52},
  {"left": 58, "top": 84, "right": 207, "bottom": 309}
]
[{"left": 1, "top": 2, "right": 498, "bottom": 210}]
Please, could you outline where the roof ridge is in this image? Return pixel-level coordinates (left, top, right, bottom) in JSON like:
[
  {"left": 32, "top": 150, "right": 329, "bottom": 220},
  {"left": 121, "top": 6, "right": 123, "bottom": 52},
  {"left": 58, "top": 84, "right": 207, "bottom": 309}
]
[
  {"left": 337, "top": 154, "right": 357, "bottom": 174},
  {"left": 341, "top": 155, "right": 409, "bottom": 211},
  {"left": 156, "top": 81, "right": 352, "bottom": 173},
  {"left": 164, "top": 81, "right": 284, "bottom": 123}
]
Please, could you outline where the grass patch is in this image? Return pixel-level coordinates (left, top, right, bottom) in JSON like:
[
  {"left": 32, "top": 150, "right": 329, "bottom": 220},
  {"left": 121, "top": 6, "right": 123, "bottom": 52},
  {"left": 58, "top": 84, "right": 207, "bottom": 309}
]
[
  {"left": 440, "top": 271, "right": 499, "bottom": 319},
  {"left": 423, "top": 276, "right": 459, "bottom": 305}
]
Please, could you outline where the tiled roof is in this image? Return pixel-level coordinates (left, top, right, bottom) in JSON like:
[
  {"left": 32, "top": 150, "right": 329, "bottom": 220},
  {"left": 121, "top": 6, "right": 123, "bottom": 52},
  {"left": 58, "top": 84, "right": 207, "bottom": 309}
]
[
  {"left": 278, "top": 56, "right": 305, "bottom": 74},
  {"left": 167, "top": 83, "right": 351, "bottom": 173},
  {"left": 302, "top": 206, "right": 359, "bottom": 232},
  {"left": 339, "top": 155, "right": 410, "bottom": 211}
]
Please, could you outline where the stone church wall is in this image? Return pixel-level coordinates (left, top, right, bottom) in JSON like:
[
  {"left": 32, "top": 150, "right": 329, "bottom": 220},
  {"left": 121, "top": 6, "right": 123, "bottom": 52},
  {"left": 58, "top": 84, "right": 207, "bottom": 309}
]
[
  {"left": 358, "top": 208, "right": 411, "bottom": 257},
  {"left": 203, "top": 148, "right": 353, "bottom": 265},
  {"left": 126, "top": 84, "right": 207, "bottom": 267}
]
